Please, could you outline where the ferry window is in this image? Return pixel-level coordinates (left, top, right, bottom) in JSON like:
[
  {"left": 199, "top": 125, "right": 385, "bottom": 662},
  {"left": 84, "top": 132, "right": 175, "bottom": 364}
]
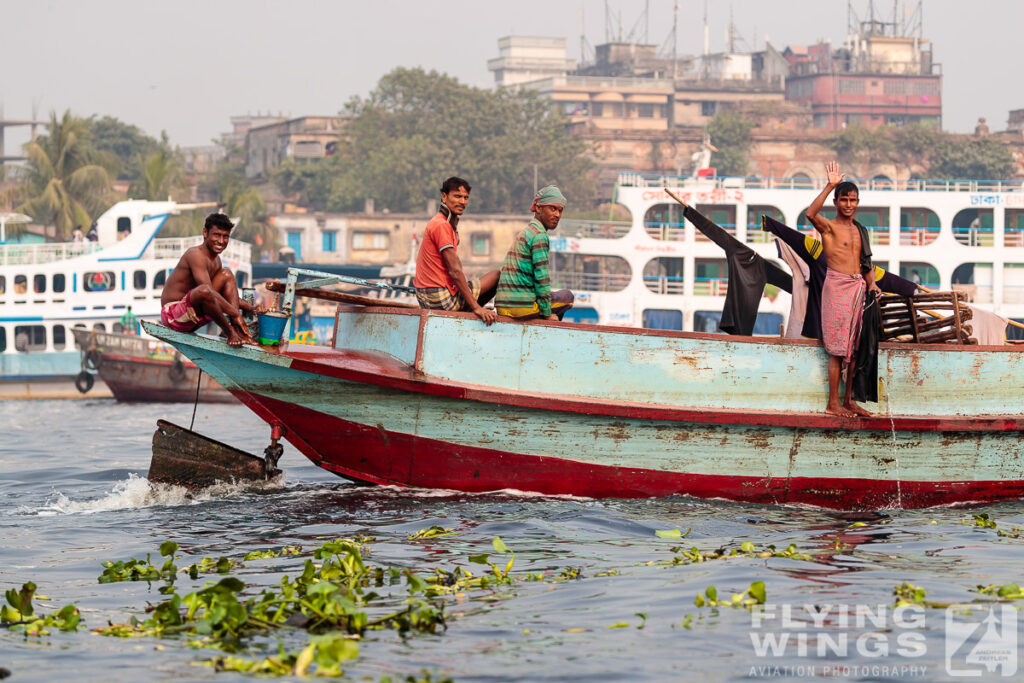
[
  {"left": 471, "top": 233, "right": 490, "bottom": 256},
  {"left": 117, "top": 217, "right": 131, "bottom": 235},
  {"left": 899, "top": 262, "right": 939, "bottom": 290},
  {"left": 900, "top": 208, "right": 940, "bottom": 246},
  {"left": 84, "top": 271, "right": 116, "bottom": 292},
  {"left": 133, "top": 270, "right": 147, "bottom": 289},
  {"left": 93, "top": 322, "right": 106, "bottom": 332},
  {"left": 153, "top": 270, "right": 167, "bottom": 289},
  {"left": 33, "top": 274, "right": 46, "bottom": 293},
  {"left": 14, "top": 325, "right": 46, "bottom": 352},
  {"left": 644, "top": 203, "right": 685, "bottom": 241},
  {"left": 52, "top": 325, "right": 66, "bottom": 351},
  {"left": 113, "top": 322, "right": 125, "bottom": 334},
  {"left": 953, "top": 209, "right": 994, "bottom": 247},
  {"left": 352, "top": 231, "right": 388, "bottom": 250},
  {"left": 14, "top": 275, "right": 27, "bottom": 294},
  {"left": 550, "top": 253, "right": 631, "bottom": 292},
  {"left": 643, "top": 309, "right": 683, "bottom": 331},
  {"left": 0, "top": 327, "right": 4, "bottom": 352},
  {"left": 562, "top": 307, "right": 599, "bottom": 324},
  {"left": 643, "top": 258, "right": 685, "bottom": 295},
  {"left": 52, "top": 274, "right": 66, "bottom": 293},
  {"left": 0, "top": 275, "right": 5, "bottom": 294}
]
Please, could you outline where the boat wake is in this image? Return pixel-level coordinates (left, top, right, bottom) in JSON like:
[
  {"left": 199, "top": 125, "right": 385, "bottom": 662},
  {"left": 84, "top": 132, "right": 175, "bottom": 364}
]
[{"left": 25, "top": 473, "right": 285, "bottom": 515}]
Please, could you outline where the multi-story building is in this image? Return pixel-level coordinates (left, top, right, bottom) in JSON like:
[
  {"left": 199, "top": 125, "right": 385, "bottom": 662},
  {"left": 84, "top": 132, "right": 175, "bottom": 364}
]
[
  {"left": 783, "top": 24, "right": 941, "bottom": 130},
  {"left": 245, "top": 116, "right": 345, "bottom": 180},
  {"left": 487, "top": 36, "right": 578, "bottom": 88},
  {"left": 270, "top": 209, "right": 529, "bottom": 272}
]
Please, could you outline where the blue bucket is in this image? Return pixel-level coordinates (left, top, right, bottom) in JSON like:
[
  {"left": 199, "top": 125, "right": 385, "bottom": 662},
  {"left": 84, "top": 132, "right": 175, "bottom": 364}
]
[{"left": 257, "top": 311, "right": 289, "bottom": 346}]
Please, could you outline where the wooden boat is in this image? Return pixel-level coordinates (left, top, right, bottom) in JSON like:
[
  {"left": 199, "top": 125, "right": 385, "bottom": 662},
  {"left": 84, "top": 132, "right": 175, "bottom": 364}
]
[
  {"left": 71, "top": 327, "right": 235, "bottom": 403},
  {"left": 142, "top": 271, "right": 1024, "bottom": 510}
]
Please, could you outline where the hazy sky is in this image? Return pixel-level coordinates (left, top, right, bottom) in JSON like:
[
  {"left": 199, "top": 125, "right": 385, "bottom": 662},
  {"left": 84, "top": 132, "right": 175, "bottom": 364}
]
[{"left": 2, "top": 0, "right": 1016, "bottom": 152}]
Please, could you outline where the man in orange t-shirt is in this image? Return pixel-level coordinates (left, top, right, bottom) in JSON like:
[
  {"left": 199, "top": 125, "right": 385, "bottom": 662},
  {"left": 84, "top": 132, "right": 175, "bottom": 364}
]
[{"left": 413, "top": 176, "right": 499, "bottom": 324}]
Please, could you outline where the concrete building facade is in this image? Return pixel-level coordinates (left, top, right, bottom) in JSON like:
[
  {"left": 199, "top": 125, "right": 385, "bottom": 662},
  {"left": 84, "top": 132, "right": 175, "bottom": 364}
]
[{"left": 245, "top": 116, "right": 345, "bottom": 180}]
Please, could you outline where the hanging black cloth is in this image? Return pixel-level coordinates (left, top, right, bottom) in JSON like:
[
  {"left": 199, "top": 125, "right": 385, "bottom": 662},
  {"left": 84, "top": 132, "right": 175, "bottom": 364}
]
[
  {"left": 682, "top": 205, "right": 791, "bottom": 335},
  {"left": 851, "top": 290, "right": 881, "bottom": 403},
  {"left": 761, "top": 215, "right": 917, "bottom": 339}
]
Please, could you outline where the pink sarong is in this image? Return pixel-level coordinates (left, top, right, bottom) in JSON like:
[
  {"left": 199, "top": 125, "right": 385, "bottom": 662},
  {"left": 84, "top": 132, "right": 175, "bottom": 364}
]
[{"left": 821, "top": 268, "right": 865, "bottom": 362}]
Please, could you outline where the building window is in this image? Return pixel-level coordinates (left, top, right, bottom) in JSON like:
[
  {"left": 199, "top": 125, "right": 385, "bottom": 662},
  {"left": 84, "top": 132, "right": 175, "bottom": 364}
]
[
  {"left": 563, "top": 102, "right": 590, "bottom": 116},
  {"left": 838, "top": 79, "right": 865, "bottom": 94},
  {"left": 53, "top": 274, "right": 66, "bottom": 293},
  {"left": 637, "top": 103, "right": 655, "bottom": 118},
  {"left": 909, "top": 80, "right": 939, "bottom": 96},
  {"left": 322, "top": 231, "right": 337, "bottom": 252},
  {"left": 14, "top": 325, "right": 46, "bottom": 352},
  {"left": 293, "top": 141, "right": 324, "bottom": 158},
  {"left": 53, "top": 325, "right": 66, "bottom": 351},
  {"left": 352, "top": 231, "right": 388, "bottom": 250},
  {"left": 883, "top": 80, "right": 906, "bottom": 94},
  {"left": 84, "top": 271, "right": 116, "bottom": 292},
  {"left": 591, "top": 103, "right": 603, "bottom": 117},
  {"left": 286, "top": 230, "right": 303, "bottom": 261},
  {"left": 701, "top": 101, "right": 717, "bottom": 116},
  {"left": 471, "top": 233, "right": 490, "bottom": 256}
]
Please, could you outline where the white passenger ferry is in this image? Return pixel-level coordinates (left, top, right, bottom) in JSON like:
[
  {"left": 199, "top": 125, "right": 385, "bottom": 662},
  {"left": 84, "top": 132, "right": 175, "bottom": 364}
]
[
  {"left": 551, "top": 173, "right": 1024, "bottom": 336},
  {"left": 0, "top": 200, "right": 252, "bottom": 398}
]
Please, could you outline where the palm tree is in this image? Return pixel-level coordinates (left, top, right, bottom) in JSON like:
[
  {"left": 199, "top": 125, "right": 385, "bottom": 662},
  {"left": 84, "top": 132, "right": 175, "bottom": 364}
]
[
  {"left": 16, "top": 110, "right": 115, "bottom": 240},
  {"left": 128, "top": 148, "right": 187, "bottom": 201},
  {"left": 215, "top": 163, "right": 276, "bottom": 259}
]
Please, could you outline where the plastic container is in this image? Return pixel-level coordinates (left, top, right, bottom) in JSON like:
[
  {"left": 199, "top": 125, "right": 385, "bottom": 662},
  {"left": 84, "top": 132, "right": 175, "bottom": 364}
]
[{"left": 257, "top": 311, "right": 290, "bottom": 346}]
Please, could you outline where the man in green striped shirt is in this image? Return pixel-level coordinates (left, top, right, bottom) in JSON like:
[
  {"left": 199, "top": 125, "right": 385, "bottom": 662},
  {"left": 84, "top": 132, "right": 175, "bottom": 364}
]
[{"left": 495, "top": 185, "right": 574, "bottom": 321}]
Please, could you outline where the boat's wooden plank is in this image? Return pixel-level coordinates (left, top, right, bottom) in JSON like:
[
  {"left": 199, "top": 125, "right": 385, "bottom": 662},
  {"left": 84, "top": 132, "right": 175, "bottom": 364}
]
[{"left": 264, "top": 280, "right": 419, "bottom": 309}]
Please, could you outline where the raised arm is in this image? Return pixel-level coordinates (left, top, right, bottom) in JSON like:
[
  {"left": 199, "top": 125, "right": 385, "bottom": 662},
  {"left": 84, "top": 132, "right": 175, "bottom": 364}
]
[{"left": 805, "top": 161, "right": 845, "bottom": 235}]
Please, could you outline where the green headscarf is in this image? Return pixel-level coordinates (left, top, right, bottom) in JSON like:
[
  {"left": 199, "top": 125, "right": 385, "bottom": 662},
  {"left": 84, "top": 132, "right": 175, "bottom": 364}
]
[{"left": 531, "top": 185, "right": 566, "bottom": 211}]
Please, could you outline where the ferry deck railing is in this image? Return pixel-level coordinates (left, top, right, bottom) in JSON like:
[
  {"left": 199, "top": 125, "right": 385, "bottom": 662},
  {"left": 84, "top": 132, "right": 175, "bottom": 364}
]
[
  {"left": 0, "top": 242, "right": 103, "bottom": 266},
  {"left": 550, "top": 271, "right": 632, "bottom": 292},
  {"left": 559, "top": 219, "right": 631, "bottom": 239},
  {"left": 617, "top": 172, "right": 1024, "bottom": 194}
]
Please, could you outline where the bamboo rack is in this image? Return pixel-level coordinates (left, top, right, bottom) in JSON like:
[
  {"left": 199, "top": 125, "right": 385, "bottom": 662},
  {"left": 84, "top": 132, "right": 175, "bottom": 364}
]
[{"left": 879, "top": 291, "right": 975, "bottom": 344}]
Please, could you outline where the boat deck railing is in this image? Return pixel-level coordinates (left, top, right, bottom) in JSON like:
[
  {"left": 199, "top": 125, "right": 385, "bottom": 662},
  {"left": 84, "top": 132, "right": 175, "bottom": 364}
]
[
  {"left": 559, "top": 218, "right": 632, "bottom": 239},
  {"left": 617, "top": 172, "right": 1024, "bottom": 194},
  {"left": 0, "top": 235, "right": 251, "bottom": 266},
  {"left": 148, "top": 236, "right": 252, "bottom": 263},
  {"left": 0, "top": 241, "right": 103, "bottom": 265}
]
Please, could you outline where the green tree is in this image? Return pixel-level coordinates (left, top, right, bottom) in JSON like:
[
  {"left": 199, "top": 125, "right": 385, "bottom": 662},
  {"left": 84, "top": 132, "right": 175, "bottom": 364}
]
[
  {"left": 929, "top": 135, "right": 1015, "bottom": 180},
  {"left": 707, "top": 113, "right": 755, "bottom": 177},
  {"left": 84, "top": 116, "right": 163, "bottom": 181},
  {"left": 273, "top": 67, "right": 594, "bottom": 214},
  {"left": 825, "top": 124, "right": 894, "bottom": 168},
  {"left": 16, "top": 110, "right": 115, "bottom": 240},
  {"left": 128, "top": 148, "right": 187, "bottom": 200}
]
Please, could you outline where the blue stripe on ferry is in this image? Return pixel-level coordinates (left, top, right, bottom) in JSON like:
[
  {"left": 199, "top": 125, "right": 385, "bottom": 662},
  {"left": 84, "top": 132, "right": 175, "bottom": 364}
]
[
  {"left": 73, "top": 273, "right": 77, "bottom": 292},
  {"left": 0, "top": 316, "right": 44, "bottom": 322},
  {"left": 98, "top": 214, "right": 170, "bottom": 262},
  {"left": 121, "top": 271, "right": 125, "bottom": 290}
]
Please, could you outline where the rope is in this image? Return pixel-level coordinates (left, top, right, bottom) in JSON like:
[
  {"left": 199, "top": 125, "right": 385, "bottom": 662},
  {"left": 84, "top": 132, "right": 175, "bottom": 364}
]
[{"left": 188, "top": 370, "right": 201, "bottom": 430}]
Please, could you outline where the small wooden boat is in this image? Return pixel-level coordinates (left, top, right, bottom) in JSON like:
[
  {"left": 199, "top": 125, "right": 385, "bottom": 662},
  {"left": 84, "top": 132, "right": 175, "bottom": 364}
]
[
  {"left": 71, "top": 327, "right": 235, "bottom": 403},
  {"left": 142, "top": 269, "right": 1024, "bottom": 510}
]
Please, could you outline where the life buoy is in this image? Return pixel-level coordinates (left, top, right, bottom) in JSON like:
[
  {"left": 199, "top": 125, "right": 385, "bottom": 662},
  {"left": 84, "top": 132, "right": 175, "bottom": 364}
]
[
  {"left": 169, "top": 360, "right": 187, "bottom": 383},
  {"left": 85, "top": 349, "right": 103, "bottom": 370},
  {"left": 75, "top": 371, "right": 94, "bottom": 394}
]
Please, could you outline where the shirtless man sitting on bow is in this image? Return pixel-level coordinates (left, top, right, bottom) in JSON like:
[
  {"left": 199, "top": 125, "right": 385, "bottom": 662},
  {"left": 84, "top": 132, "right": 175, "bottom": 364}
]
[
  {"left": 805, "top": 161, "right": 881, "bottom": 417},
  {"left": 160, "top": 213, "right": 257, "bottom": 346}
]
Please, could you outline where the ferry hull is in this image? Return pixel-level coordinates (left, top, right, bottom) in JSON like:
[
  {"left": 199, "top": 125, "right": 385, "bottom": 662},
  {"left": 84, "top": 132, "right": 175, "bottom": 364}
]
[{"left": 145, "top": 310, "right": 1024, "bottom": 510}]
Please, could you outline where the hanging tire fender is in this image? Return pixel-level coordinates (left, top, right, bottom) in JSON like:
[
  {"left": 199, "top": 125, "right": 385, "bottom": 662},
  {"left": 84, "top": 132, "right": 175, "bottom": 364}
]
[
  {"left": 74, "top": 370, "right": 95, "bottom": 394},
  {"left": 85, "top": 349, "right": 103, "bottom": 370}
]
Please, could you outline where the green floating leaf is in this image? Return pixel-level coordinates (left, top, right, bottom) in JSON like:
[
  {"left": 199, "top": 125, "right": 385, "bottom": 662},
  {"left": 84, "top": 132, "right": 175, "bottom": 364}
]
[
  {"left": 655, "top": 528, "right": 685, "bottom": 538},
  {"left": 748, "top": 581, "right": 766, "bottom": 604},
  {"left": 740, "top": 541, "right": 755, "bottom": 553},
  {"left": 492, "top": 537, "right": 510, "bottom": 554}
]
